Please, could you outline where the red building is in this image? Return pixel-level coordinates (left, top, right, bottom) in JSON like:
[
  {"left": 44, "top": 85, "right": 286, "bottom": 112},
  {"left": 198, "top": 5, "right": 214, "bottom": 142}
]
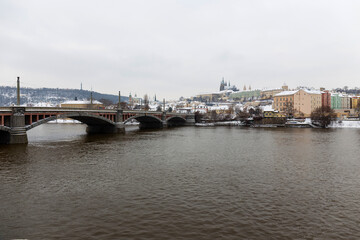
[{"left": 321, "top": 90, "right": 331, "bottom": 108}]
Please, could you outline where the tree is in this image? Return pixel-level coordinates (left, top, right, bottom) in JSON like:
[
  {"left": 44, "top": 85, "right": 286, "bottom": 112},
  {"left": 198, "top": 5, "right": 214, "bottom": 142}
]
[
  {"left": 284, "top": 100, "right": 294, "bottom": 118},
  {"left": 167, "top": 107, "right": 173, "bottom": 112},
  {"left": 236, "top": 110, "right": 250, "bottom": 121},
  {"left": 355, "top": 101, "right": 360, "bottom": 115},
  {"left": 254, "top": 106, "right": 262, "bottom": 116},
  {"left": 311, "top": 106, "right": 336, "bottom": 128},
  {"left": 120, "top": 102, "right": 129, "bottom": 110},
  {"left": 143, "top": 94, "right": 150, "bottom": 111},
  {"left": 210, "top": 110, "right": 218, "bottom": 122},
  {"left": 98, "top": 98, "right": 113, "bottom": 106},
  {"left": 194, "top": 111, "right": 204, "bottom": 123},
  {"left": 156, "top": 105, "right": 162, "bottom": 112}
]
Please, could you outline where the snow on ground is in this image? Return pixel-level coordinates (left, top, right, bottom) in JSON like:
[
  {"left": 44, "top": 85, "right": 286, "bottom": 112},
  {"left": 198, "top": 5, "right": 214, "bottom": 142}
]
[
  {"left": 48, "top": 119, "right": 81, "bottom": 124},
  {"left": 196, "top": 121, "right": 244, "bottom": 127},
  {"left": 329, "top": 120, "right": 360, "bottom": 128}
]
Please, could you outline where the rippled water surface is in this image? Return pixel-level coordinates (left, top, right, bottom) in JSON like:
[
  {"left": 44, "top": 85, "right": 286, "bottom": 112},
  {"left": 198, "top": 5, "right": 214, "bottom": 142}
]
[{"left": 1, "top": 124, "right": 360, "bottom": 239}]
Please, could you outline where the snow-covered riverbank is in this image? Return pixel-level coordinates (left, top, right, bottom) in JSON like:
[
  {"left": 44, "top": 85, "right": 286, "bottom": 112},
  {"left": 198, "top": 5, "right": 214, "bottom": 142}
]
[
  {"left": 196, "top": 121, "right": 244, "bottom": 127},
  {"left": 329, "top": 120, "right": 360, "bottom": 128},
  {"left": 48, "top": 119, "right": 81, "bottom": 124}
]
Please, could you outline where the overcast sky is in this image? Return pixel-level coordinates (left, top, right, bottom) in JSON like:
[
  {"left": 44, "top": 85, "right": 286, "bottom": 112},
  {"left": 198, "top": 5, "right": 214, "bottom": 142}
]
[{"left": 1, "top": 0, "right": 360, "bottom": 100}]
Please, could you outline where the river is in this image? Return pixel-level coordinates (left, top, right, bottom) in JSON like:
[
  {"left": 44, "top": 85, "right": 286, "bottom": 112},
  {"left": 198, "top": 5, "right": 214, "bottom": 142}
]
[{"left": 1, "top": 124, "right": 360, "bottom": 239}]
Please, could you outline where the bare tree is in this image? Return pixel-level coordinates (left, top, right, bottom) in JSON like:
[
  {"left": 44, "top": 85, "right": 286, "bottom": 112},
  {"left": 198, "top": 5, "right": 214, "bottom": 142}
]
[
  {"left": 120, "top": 102, "right": 129, "bottom": 110},
  {"left": 236, "top": 110, "right": 250, "bottom": 121},
  {"left": 98, "top": 98, "right": 113, "bottom": 106},
  {"left": 311, "top": 106, "right": 336, "bottom": 128},
  {"left": 195, "top": 111, "right": 204, "bottom": 123},
  {"left": 143, "top": 94, "right": 150, "bottom": 111},
  {"left": 356, "top": 102, "right": 360, "bottom": 116},
  {"left": 210, "top": 110, "right": 218, "bottom": 122},
  {"left": 284, "top": 100, "right": 294, "bottom": 118}
]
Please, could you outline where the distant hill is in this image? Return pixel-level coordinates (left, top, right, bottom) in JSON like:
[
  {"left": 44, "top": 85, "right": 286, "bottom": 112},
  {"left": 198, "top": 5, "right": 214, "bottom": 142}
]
[{"left": 0, "top": 86, "right": 129, "bottom": 106}]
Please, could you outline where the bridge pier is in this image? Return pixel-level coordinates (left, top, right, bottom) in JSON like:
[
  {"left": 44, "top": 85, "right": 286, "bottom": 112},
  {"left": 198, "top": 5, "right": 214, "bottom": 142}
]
[
  {"left": 9, "top": 107, "right": 28, "bottom": 144},
  {"left": 185, "top": 115, "right": 196, "bottom": 126},
  {"left": 162, "top": 112, "right": 167, "bottom": 128},
  {"left": 116, "top": 109, "right": 125, "bottom": 133}
]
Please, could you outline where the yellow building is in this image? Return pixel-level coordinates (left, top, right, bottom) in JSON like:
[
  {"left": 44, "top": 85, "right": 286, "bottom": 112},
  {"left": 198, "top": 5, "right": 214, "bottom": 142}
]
[
  {"left": 195, "top": 93, "right": 221, "bottom": 102},
  {"left": 352, "top": 97, "right": 359, "bottom": 109},
  {"left": 61, "top": 100, "right": 104, "bottom": 109},
  {"left": 261, "top": 84, "right": 289, "bottom": 99},
  {"left": 273, "top": 91, "right": 295, "bottom": 116},
  {"left": 263, "top": 111, "right": 285, "bottom": 118}
]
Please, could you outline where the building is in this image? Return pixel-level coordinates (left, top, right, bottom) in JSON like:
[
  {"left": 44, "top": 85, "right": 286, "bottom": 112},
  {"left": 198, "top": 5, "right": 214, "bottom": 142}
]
[
  {"left": 262, "top": 105, "right": 285, "bottom": 118},
  {"left": 351, "top": 97, "right": 360, "bottom": 109},
  {"left": 274, "top": 89, "right": 321, "bottom": 117},
  {"left": 331, "top": 93, "right": 342, "bottom": 109},
  {"left": 230, "top": 90, "right": 261, "bottom": 101},
  {"left": 61, "top": 100, "right": 104, "bottom": 109},
  {"left": 219, "top": 78, "right": 238, "bottom": 91},
  {"left": 340, "top": 94, "right": 351, "bottom": 109},
  {"left": 260, "top": 84, "right": 289, "bottom": 100},
  {"left": 321, "top": 90, "right": 331, "bottom": 108},
  {"left": 273, "top": 90, "right": 295, "bottom": 116},
  {"left": 195, "top": 93, "right": 222, "bottom": 102}
]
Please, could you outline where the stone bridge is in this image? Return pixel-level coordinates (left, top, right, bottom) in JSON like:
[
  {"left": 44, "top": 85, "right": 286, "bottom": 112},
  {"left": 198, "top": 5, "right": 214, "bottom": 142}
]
[{"left": 0, "top": 107, "right": 195, "bottom": 144}]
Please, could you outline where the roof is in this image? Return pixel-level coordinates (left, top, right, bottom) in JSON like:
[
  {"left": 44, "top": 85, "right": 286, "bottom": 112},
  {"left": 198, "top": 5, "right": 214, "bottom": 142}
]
[
  {"left": 275, "top": 90, "right": 298, "bottom": 96},
  {"left": 61, "top": 100, "right": 103, "bottom": 105},
  {"left": 262, "top": 105, "right": 274, "bottom": 112},
  {"left": 275, "top": 88, "right": 321, "bottom": 97},
  {"left": 303, "top": 89, "right": 321, "bottom": 95},
  {"left": 261, "top": 88, "right": 283, "bottom": 92}
]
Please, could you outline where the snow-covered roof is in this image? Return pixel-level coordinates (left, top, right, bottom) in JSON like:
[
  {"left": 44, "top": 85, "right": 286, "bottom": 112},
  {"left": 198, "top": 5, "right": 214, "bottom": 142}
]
[
  {"left": 275, "top": 90, "right": 298, "bottom": 96},
  {"left": 208, "top": 105, "right": 229, "bottom": 110},
  {"left": 275, "top": 89, "right": 321, "bottom": 97},
  {"left": 261, "top": 88, "right": 282, "bottom": 92},
  {"left": 303, "top": 89, "right": 321, "bottom": 95},
  {"left": 262, "top": 105, "right": 274, "bottom": 112},
  {"left": 61, "top": 100, "right": 103, "bottom": 105}
]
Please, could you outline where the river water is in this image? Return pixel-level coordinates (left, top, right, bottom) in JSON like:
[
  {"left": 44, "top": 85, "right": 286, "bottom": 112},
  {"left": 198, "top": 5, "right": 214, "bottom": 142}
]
[{"left": 1, "top": 124, "right": 360, "bottom": 239}]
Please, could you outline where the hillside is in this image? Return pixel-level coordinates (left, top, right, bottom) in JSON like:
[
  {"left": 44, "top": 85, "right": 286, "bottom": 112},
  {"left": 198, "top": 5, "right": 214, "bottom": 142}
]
[{"left": 0, "top": 86, "right": 129, "bottom": 107}]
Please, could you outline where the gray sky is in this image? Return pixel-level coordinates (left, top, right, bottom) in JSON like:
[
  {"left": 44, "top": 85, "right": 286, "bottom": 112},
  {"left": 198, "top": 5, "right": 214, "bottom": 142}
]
[{"left": 1, "top": 0, "right": 360, "bottom": 100}]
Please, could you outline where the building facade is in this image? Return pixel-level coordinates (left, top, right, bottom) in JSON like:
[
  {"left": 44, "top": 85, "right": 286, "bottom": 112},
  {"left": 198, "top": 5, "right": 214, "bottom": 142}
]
[
  {"left": 331, "top": 93, "right": 342, "bottom": 109},
  {"left": 274, "top": 89, "right": 321, "bottom": 117},
  {"left": 321, "top": 91, "right": 331, "bottom": 108}
]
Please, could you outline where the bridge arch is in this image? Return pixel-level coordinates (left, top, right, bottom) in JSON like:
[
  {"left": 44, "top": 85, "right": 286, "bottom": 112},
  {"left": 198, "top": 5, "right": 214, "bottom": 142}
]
[
  {"left": 124, "top": 114, "right": 163, "bottom": 129},
  {"left": 0, "top": 126, "right": 11, "bottom": 144},
  {"left": 166, "top": 116, "right": 186, "bottom": 127},
  {"left": 25, "top": 113, "right": 116, "bottom": 132}
]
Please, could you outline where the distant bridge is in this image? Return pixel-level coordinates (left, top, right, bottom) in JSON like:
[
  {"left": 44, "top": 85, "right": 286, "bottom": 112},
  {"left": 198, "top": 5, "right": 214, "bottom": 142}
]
[{"left": 0, "top": 107, "right": 195, "bottom": 144}]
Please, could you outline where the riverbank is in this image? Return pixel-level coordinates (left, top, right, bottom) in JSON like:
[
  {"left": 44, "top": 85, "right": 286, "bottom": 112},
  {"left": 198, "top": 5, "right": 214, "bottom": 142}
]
[{"left": 196, "top": 119, "right": 360, "bottom": 128}]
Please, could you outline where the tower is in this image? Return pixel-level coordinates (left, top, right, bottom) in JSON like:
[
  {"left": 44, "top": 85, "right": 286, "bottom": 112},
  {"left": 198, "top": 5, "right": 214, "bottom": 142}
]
[
  {"left": 243, "top": 85, "right": 247, "bottom": 91},
  {"left": 282, "top": 83, "right": 288, "bottom": 91},
  {"left": 220, "top": 77, "right": 225, "bottom": 91}
]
